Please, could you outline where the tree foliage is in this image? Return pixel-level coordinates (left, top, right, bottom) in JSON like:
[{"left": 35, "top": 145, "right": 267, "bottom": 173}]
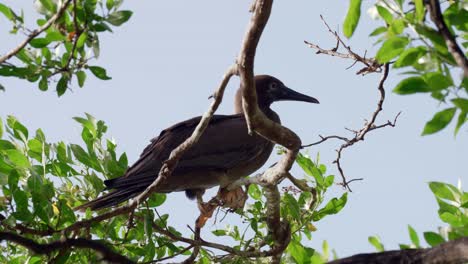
[{"left": 0, "top": 0, "right": 466, "bottom": 263}]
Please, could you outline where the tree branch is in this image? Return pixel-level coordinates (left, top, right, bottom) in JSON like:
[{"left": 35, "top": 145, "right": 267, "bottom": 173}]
[
  {"left": 426, "top": 0, "right": 468, "bottom": 77},
  {"left": 328, "top": 237, "right": 468, "bottom": 264},
  {"left": 0, "top": 0, "right": 73, "bottom": 64},
  {"left": 0, "top": 231, "right": 134, "bottom": 264}
]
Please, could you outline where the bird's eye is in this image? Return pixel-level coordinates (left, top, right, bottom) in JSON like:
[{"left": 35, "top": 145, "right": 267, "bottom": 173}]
[{"left": 269, "top": 82, "right": 278, "bottom": 90}]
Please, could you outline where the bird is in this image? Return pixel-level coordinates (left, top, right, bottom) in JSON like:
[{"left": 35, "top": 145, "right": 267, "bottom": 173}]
[{"left": 76, "top": 75, "right": 319, "bottom": 211}]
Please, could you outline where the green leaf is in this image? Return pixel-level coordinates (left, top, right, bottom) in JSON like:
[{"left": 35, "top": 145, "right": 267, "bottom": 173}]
[
  {"left": 462, "top": 78, "right": 468, "bottom": 94},
  {"left": 422, "top": 72, "right": 453, "bottom": 90},
  {"left": 106, "top": 10, "right": 133, "bottom": 26},
  {"left": 248, "top": 184, "right": 262, "bottom": 200},
  {"left": 429, "top": 181, "right": 459, "bottom": 202},
  {"left": 313, "top": 193, "right": 347, "bottom": 221},
  {"left": 393, "top": 77, "right": 431, "bottom": 94},
  {"left": 106, "top": 0, "right": 115, "bottom": 10},
  {"left": 288, "top": 239, "right": 314, "bottom": 264},
  {"left": 389, "top": 19, "right": 405, "bottom": 35},
  {"left": 13, "top": 189, "right": 32, "bottom": 221},
  {"left": 29, "top": 38, "right": 51, "bottom": 48},
  {"left": 88, "top": 66, "right": 111, "bottom": 80},
  {"left": 0, "top": 3, "right": 13, "bottom": 20},
  {"left": 147, "top": 193, "right": 166, "bottom": 207},
  {"left": 39, "top": 0, "right": 56, "bottom": 13},
  {"left": 70, "top": 144, "right": 92, "bottom": 167},
  {"left": 368, "top": 236, "right": 384, "bottom": 252},
  {"left": 414, "top": 0, "right": 425, "bottom": 22},
  {"left": 0, "top": 140, "right": 15, "bottom": 150},
  {"left": 376, "top": 5, "right": 393, "bottom": 25},
  {"left": 369, "top": 26, "right": 387, "bottom": 37},
  {"left": 45, "top": 31, "right": 65, "bottom": 42},
  {"left": 423, "top": 232, "right": 445, "bottom": 247},
  {"left": 7, "top": 116, "right": 29, "bottom": 140},
  {"left": 343, "top": 0, "right": 362, "bottom": 38},
  {"left": 394, "top": 47, "right": 427, "bottom": 68},
  {"left": 0, "top": 117, "right": 3, "bottom": 138},
  {"left": 56, "top": 75, "right": 68, "bottom": 96},
  {"left": 212, "top": 229, "right": 227, "bottom": 236},
  {"left": 452, "top": 98, "right": 468, "bottom": 112},
  {"left": 454, "top": 111, "right": 467, "bottom": 136},
  {"left": 283, "top": 193, "right": 301, "bottom": 220},
  {"left": 76, "top": 71, "right": 86, "bottom": 88},
  {"left": 422, "top": 108, "right": 457, "bottom": 135},
  {"left": 376, "top": 36, "right": 409, "bottom": 63},
  {"left": 408, "top": 225, "right": 420, "bottom": 248},
  {"left": 5, "top": 149, "right": 30, "bottom": 168},
  {"left": 38, "top": 76, "right": 48, "bottom": 91},
  {"left": 76, "top": 33, "right": 87, "bottom": 49}
]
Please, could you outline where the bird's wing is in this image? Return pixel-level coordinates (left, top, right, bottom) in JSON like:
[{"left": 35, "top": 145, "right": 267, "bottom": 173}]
[{"left": 114, "top": 114, "right": 268, "bottom": 181}]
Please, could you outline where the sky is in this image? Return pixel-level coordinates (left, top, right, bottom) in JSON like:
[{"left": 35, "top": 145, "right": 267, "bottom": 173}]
[{"left": 1, "top": 0, "right": 467, "bottom": 259}]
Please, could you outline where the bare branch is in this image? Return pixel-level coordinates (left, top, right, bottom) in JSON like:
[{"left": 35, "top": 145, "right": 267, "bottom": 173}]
[
  {"left": 426, "top": 0, "right": 468, "bottom": 77},
  {"left": 0, "top": 0, "right": 73, "bottom": 64},
  {"left": 0, "top": 231, "right": 134, "bottom": 264},
  {"left": 305, "top": 15, "right": 382, "bottom": 75},
  {"left": 328, "top": 237, "right": 468, "bottom": 264}
]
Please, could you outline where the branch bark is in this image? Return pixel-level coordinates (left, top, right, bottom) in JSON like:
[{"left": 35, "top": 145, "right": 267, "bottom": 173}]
[
  {"left": 426, "top": 0, "right": 468, "bottom": 77},
  {"left": 0, "top": 0, "right": 73, "bottom": 64},
  {"left": 0, "top": 231, "right": 134, "bottom": 264},
  {"left": 328, "top": 237, "right": 468, "bottom": 264}
]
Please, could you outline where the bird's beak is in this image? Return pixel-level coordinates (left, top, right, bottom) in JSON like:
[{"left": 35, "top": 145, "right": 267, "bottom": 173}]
[{"left": 279, "top": 86, "right": 319, "bottom": 104}]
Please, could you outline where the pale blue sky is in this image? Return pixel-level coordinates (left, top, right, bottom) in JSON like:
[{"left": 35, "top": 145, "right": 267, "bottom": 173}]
[{"left": 1, "top": 0, "right": 466, "bottom": 258}]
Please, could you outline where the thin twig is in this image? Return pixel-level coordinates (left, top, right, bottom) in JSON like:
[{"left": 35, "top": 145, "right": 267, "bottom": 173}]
[{"left": 0, "top": 0, "right": 73, "bottom": 64}]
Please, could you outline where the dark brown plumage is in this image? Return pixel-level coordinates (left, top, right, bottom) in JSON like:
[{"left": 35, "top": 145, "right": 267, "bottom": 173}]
[{"left": 77, "top": 75, "right": 319, "bottom": 210}]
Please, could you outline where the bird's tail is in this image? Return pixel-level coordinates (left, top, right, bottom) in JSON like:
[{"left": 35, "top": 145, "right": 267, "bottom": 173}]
[{"left": 74, "top": 186, "right": 145, "bottom": 211}]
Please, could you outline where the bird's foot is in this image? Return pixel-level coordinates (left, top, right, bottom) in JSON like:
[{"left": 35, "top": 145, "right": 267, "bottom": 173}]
[
  {"left": 195, "top": 193, "right": 220, "bottom": 228},
  {"left": 218, "top": 186, "right": 247, "bottom": 211}
]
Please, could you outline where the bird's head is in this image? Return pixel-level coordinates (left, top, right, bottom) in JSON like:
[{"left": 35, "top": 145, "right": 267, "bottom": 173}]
[{"left": 235, "top": 75, "right": 319, "bottom": 113}]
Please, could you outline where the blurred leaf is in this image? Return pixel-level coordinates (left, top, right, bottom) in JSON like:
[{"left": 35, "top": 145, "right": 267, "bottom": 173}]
[
  {"left": 106, "top": 10, "right": 133, "bottom": 26},
  {"left": 0, "top": 3, "right": 13, "bottom": 20},
  {"left": 414, "top": 0, "right": 425, "bottom": 21},
  {"left": 283, "top": 193, "right": 301, "bottom": 221},
  {"left": 393, "top": 77, "right": 431, "bottom": 94},
  {"left": 212, "top": 229, "right": 227, "bottom": 236},
  {"left": 369, "top": 26, "right": 387, "bottom": 37},
  {"left": 440, "top": 212, "right": 463, "bottom": 227},
  {"left": 423, "top": 231, "right": 445, "bottom": 247},
  {"left": 376, "top": 36, "right": 409, "bottom": 63},
  {"left": 376, "top": 5, "right": 393, "bottom": 25},
  {"left": 76, "top": 33, "right": 87, "bottom": 49},
  {"left": 288, "top": 239, "right": 314, "bottom": 264},
  {"left": 7, "top": 116, "right": 28, "bottom": 140},
  {"left": 38, "top": 76, "right": 48, "bottom": 91},
  {"left": 423, "top": 72, "right": 453, "bottom": 90},
  {"left": 248, "top": 184, "right": 262, "bottom": 200},
  {"left": 452, "top": 98, "right": 468, "bottom": 112},
  {"left": 343, "top": 0, "right": 362, "bottom": 38},
  {"left": 422, "top": 108, "right": 456, "bottom": 135},
  {"left": 394, "top": 47, "right": 427, "bottom": 68},
  {"left": 313, "top": 193, "right": 347, "bottom": 221},
  {"left": 56, "top": 75, "right": 68, "bottom": 97},
  {"left": 70, "top": 144, "right": 92, "bottom": 168},
  {"left": 368, "top": 236, "right": 385, "bottom": 252},
  {"left": 13, "top": 189, "right": 32, "bottom": 221},
  {"left": 429, "top": 181, "right": 459, "bottom": 202},
  {"left": 454, "top": 111, "right": 467, "bottom": 136},
  {"left": 147, "top": 193, "right": 166, "bottom": 207},
  {"left": 0, "top": 117, "right": 3, "bottom": 138},
  {"left": 89, "top": 66, "right": 111, "bottom": 80},
  {"left": 5, "top": 149, "right": 30, "bottom": 168},
  {"left": 76, "top": 71, "right": 86, "bottom": 88},
  {"left": 29, "top": 38, "right": 50, "bottom": 48},
  {"left": 408, "top": 225, "right": 420, "bottom": 248}
]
